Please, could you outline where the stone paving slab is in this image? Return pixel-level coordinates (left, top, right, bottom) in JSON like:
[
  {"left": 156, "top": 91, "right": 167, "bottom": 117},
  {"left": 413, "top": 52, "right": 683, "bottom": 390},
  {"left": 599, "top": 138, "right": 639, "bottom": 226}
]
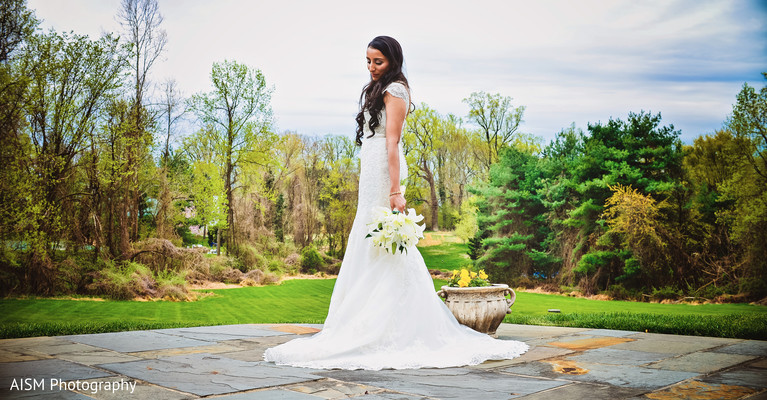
[
  {"left": 62, "top": 331, "right": 214, "bottom": 353},
  {"left": 626, "top": 332, "right": 743, "bottom": 347},
  {"left": 607, "top": 337, "right": 727, "bottom": 355},
  {"left": 0, "top": 323, "right": 765, "bottom": 399},
  {"left": 0, "top": 358, "right": 114, "bottom": 389},
  {"left": 636, "top": 380, "right": 760, "bottom": 400},
  {"left": 0, "top": 336, "right": 73, "bottom": 350},
  {"left": 209, "top": 389, "right": 324, "bottom": 399},
  {"left": 0, "top": 347, "right": 51, "bottom": 363},
  {"left": 216, "top": 336, "right": 297, "bottom": 363},
  {"left": 55, "top": 349, "right": 143, "bottom": 366},
  {"left": 153, "top": 324, "right": 289, "bottom": 342},
  {"left": 467, "top": 345, "right": 573, "bottom": 369},
  {"left": 16, "top": 341, "right": 101, "bottom": 357},
  {"left": 285, "top": 378, "right": 382, "bottom": 398},
  {"left": 567, "top": 347, "right": 671, "bottom": 366},
  {"left": 126, "top": 343, "right": 245, "bottom": 360},
  {"left": 495, "top": 324, "right": 589, "bottom": 340},
  {"left": 514, "top": 382, "right": 646, "bottom": 400},
  {"left": 546, "top": 335, "right": 635, "bottom": 351},
  {"left": 743, "top": 391, "right": 767, "bottom": 400},
  {"left": 646, "top": 351, "right": 756, "bottom": 374},
  {"left": 715, "top": 341, "right": 767, "bottom": 357},
  {"left": 353, "top": 394, "right": 428, "bottom": 400},
  {"left": 701, "top": 367, "right": 767, "bottom": 390},
  {"left": 98, "top": 352, "right": 322, "bottom": 397},
  {"left": 3, "top": 388, "right": 93, "bottom": 399},
  {"left": 502, "top": 360, "right": 699, "bottom": 390},
  {"left": 319, "top": 367, "right": 569, "bottom": 399},
  {"left": 580, "top": 329, "right": 640, "bottom": 338},
  {"left": 0, "top": 337, "right": 82, "bottom": 363},
  {"left": 69, "top": 377, "right": 189, "bottom": 400}
]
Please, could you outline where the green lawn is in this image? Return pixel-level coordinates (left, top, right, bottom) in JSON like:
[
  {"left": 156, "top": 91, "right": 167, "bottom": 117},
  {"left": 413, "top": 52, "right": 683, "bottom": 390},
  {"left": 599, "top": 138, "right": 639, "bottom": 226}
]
[
  {"left": 2, "top": 232, "right": 764, "bottom": 340},
  {"left": 418, "top": 235, "right": 471, "bottom": 271},
  {"left": 2, "top": 278, "right": 765, "bottom": 339}
]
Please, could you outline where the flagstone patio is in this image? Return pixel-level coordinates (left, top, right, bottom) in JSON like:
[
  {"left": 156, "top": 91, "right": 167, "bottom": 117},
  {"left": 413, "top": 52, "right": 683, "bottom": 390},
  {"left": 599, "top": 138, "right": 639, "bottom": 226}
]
[{"left": 0, "top": 323, "right": 764, "bottom": 399}]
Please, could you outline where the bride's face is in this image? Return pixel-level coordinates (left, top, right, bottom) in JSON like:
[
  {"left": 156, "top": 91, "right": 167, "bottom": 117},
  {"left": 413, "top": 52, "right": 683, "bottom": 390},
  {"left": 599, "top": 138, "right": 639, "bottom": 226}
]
[{"left": 366, "top": 47, "right": 389, "bottom": 81}]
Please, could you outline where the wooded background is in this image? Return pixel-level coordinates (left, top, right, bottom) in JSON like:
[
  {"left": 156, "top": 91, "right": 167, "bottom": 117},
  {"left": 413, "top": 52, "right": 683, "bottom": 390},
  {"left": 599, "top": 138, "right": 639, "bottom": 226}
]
[{"left": 1, "top": 0, "right": 764, "bottom": 301}]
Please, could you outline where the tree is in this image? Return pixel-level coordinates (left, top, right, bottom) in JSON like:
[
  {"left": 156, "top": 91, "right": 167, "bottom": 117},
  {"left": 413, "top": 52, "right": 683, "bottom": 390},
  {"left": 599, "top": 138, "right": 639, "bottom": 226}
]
[
  {"left": 728, "top": 73, "right": 767, "bottom": 181},
  {"left": 472, "top": 147, "right": 555, "bottom": 284},
  {"left": 0, "top": 1, "right": 38, "bottom": 283},
  {"left": 463, "top": 91, "right": 525, "bottom": 171},
  {"left": 118, "top": 0, "right": 166, "bottom": 111},
  {"left": 443, "top": 116, "right": 478, "bottom": 213},
  {"left": 563, "top": 112, "right": 684, "bottom": 290},
  {"left": 0, "top": 0, "right": 37, "bottom": 63},
  {"left": 719, "top": 74, "right": 767, "bottom": 284},
  {"left": 17, "top": 31, "right": 125, "bottom": 292},
  {"left": 155, "top": 78, "right": 186, "bottom": 239},
  {"left": 318, "top": 135, "right": 359, "bottom": 257},
  {"left": 189, "top": 60, "right": 273, "bottom": 256},
  {"left": 189, "top": 160, "right": 227, "bottom": 252},
  {"left": 117, "top": 0, "right": 167, "bottom": 243},
  {"left": 404, "top": 103, "right": 444, "bottom": 230},
  {"left": 602, "top": 184, "right": 668, "bottom": 286}
]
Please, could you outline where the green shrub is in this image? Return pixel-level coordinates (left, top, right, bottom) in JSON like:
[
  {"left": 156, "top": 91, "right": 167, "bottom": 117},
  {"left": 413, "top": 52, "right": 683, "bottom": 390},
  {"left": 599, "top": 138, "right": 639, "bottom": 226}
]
[
  {"left": 216, "top": 268, "right": 243, "bottom": 284},
  {"left": 606, "top": 284, "right": 631, "bottom": 300},
  {"left": 512, "top": 275, "right": 535, "bottom": 289},
  {"left": 300, "top": 246, "right": 325, "bottom": 273},
  {"left": 695, "top": 284, "right": 726, "bottom": 299},
  {"left": 739, "top": 277, "right": 767, "bottom": 299},
  {"left": 53, "top": 257, "right": 89, "bottom": 294},
  {"left": 156, "top": 269, "right": 186, "bottom": 287},
  {"left": 267, "top": 259, "right": 285, "bottom": 273},
  {"left": 235, "top": 244, "right": 257, "bottom": 271},
  {"left": 651, "top": 286, "right": 682, "bottom": 301},
  {"left": 207, "top": 258, "right": 229, "bottom": 279},
  {"left": 87, "top": 261, "right": 191, "bottom": 301},
  {"left": 87, "top": 261, "right": 153, "bottom": 300}
]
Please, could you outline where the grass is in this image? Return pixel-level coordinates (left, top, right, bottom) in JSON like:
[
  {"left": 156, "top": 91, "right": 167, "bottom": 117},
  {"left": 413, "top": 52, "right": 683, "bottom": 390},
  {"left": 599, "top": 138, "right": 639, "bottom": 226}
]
[
  {"left": 2, "top": 278, "right": 765, "bottom": 340},
  {"left": 2, "top": 231, "right": 764, "bottom": 340},
  {"left": 418, "top": 231, "right": 471, "bottom": 271},
  {"left": 498, "top": 289, "right": 767, "bottom": 340},
  {"left": 0, "top": 279, "right": 334, "bottom": 339},
  {"left": 503, "top": 313, "right": 765, "bottom": 340}
]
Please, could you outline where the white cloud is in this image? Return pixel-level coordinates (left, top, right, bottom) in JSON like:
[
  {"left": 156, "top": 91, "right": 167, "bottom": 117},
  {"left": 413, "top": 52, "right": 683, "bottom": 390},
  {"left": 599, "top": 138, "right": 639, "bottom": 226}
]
[{"left": 27, "top": 0, "right": 767, "bottom": 144}]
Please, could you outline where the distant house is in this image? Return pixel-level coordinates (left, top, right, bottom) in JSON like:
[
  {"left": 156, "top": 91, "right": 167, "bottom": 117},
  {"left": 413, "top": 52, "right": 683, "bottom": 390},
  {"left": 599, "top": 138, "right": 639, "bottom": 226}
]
[{"left": 183, "top": 206, "right": 205, "bottom": 237}]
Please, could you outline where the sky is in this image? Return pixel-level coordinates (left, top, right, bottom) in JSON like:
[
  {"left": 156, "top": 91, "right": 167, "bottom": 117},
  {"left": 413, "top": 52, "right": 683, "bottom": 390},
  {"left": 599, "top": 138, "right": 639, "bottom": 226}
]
[{"left": 26, "top": 0, "right": 767, "bottom": 144}]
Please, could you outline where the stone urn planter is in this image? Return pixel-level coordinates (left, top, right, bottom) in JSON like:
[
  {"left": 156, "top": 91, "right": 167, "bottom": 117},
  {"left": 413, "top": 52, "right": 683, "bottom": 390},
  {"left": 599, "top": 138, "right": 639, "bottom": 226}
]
[{"left": 436, "top": 284, "right": 516, "bottom": 336}]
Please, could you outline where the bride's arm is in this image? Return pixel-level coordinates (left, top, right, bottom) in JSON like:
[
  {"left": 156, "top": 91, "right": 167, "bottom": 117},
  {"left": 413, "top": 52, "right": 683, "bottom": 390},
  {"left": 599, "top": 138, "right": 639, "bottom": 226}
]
[{"left": 384, "top": 91, "right": 408, "bottom": 212}]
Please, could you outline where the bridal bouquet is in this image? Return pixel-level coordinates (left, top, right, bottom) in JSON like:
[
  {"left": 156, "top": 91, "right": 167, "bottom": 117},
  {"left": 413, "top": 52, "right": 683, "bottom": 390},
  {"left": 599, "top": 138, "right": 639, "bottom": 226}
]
[{"left": 365, "top": 207, "right": 426, "bottom": 254}]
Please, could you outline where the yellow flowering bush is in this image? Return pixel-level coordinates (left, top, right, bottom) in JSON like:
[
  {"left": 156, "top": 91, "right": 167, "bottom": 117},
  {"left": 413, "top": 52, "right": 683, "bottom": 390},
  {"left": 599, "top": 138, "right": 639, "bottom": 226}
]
[{"left": 447, "top": 267, "right": 490, "bottom": 287}]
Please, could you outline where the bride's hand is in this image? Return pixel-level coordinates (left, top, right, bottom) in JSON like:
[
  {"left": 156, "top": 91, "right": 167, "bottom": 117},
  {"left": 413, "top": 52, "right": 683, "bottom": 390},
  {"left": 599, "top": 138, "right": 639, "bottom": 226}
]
[{"left": 390, "top": 193, "right": 406, "bottom": 213}]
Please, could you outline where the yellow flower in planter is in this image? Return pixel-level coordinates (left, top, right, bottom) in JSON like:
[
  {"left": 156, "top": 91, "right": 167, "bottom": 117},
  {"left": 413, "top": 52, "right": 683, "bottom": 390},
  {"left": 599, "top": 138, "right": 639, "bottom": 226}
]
[{"left": 447, "top": 267, "right": 491, "bottom": 288}]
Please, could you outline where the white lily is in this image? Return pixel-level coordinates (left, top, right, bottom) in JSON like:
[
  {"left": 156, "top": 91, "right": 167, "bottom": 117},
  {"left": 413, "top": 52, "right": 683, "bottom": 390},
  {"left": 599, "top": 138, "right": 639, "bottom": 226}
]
[{"left": 365, "top": 206, "right": 426, "bottom": 254}]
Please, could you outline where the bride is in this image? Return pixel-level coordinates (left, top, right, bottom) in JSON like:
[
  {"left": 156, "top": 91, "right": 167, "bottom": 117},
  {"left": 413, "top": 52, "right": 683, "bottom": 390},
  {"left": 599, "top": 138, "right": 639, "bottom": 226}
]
[{"left": 263, "top": 36, "right": 528, "bottom": 370}]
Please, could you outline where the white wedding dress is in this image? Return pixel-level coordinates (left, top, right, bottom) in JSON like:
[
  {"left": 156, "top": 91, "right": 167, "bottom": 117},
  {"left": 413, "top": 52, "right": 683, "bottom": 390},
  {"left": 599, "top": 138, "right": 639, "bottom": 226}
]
[{"left": 263, "top": 82, "right": 528, "bottom": 370}]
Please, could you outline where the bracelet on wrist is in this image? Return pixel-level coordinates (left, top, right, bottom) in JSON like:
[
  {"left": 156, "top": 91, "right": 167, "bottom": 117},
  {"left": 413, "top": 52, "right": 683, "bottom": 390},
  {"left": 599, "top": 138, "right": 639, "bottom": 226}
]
[{"left": 389, "top": 191, "right": 402, "bottom": 197}]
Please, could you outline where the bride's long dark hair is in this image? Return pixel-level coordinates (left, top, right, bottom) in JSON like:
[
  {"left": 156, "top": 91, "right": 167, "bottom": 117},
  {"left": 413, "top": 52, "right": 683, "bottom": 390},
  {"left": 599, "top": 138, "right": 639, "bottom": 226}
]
[{"left": 355, "top": 36, "right": 410, "bottom": 146}]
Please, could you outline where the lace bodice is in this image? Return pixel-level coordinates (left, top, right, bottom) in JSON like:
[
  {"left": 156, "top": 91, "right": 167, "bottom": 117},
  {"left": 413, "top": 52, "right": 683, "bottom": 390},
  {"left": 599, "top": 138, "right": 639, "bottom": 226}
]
[{"left": 358, "top": 82, "right": 409, "bottom": 216}]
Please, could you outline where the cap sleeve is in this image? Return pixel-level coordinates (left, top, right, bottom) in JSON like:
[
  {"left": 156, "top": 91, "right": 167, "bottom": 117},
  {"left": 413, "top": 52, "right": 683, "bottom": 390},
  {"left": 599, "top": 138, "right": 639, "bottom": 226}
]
[{"left": 384, "top": 82, "right": 410, "bottom": 105}]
